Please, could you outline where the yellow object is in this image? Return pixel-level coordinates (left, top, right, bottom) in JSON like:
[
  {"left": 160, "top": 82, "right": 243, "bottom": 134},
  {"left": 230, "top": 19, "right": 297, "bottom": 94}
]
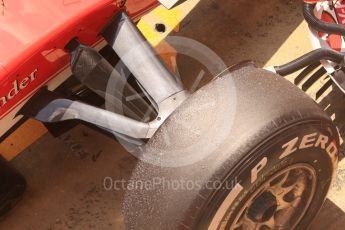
[
  {"left": 0, "top": 119, "right": 47, "bottom": 160},
  {"left": 137, "top": 0, "right": 200, "bottom": 46}
]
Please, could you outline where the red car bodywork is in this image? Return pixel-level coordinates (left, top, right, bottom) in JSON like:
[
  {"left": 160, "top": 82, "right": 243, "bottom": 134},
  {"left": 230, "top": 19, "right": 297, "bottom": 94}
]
[{"left": 0, "top": 0, "right": 158, "bottom": 137}]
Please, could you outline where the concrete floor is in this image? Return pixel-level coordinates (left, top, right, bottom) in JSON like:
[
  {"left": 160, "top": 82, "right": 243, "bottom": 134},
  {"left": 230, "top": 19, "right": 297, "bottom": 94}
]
[{"left": 1, "top": 0, "right": 345, "bottom": 229}]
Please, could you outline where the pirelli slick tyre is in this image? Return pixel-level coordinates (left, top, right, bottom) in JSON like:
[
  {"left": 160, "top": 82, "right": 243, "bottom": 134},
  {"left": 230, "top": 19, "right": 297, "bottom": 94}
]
[{"left": 123, "top": 64, "right": 339, "bottom": 230}]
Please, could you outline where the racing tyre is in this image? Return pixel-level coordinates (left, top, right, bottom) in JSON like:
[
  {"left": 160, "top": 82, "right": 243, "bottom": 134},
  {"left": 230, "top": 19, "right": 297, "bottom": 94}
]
[{"left": 123, "top": 64, "right": 339, "bottom": 230}]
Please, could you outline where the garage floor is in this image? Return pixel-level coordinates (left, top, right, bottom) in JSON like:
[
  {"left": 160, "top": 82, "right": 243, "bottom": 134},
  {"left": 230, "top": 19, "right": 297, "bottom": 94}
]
[{"left": 1, "top": 0, "right": 345, "bottom": 229}]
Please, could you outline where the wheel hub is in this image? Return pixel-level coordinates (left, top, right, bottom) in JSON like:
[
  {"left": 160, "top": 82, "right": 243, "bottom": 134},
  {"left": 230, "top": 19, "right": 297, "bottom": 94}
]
[
  {"left": 232, "top": 164, "right": 316, "bottom": 230},
  {"left": 247, "top": 191, "right": 277, "bottom": 223}
]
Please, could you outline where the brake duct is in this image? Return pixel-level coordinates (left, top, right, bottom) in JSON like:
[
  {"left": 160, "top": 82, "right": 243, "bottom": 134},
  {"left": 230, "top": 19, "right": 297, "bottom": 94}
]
[{"left": 19, "top": 12, "right": 188, "bottom": 139}]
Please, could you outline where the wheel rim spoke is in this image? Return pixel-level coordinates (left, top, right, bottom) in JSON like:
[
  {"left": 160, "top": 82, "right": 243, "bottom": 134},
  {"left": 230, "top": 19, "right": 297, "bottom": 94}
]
[
  {"left": 230, "top": 165, "right": 316, "bottom": 230},
  {"left": 258, "top": 216, "right": 275, "bottom": 229}
]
